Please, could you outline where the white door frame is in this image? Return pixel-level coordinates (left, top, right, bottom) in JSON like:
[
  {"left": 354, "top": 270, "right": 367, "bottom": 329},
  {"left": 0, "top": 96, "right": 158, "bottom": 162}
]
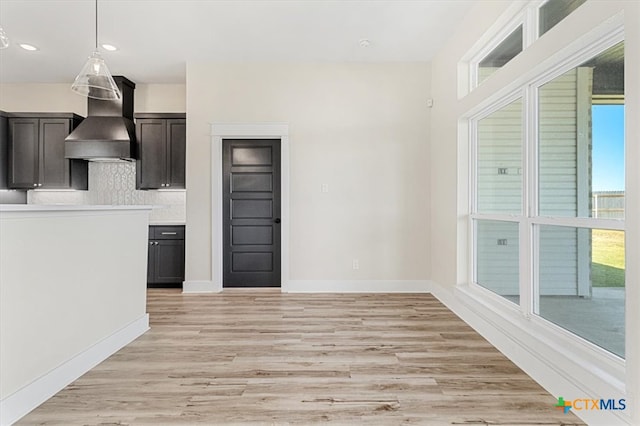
[{"left": 211, "top": 123, "right": 290, "bottom": 291}]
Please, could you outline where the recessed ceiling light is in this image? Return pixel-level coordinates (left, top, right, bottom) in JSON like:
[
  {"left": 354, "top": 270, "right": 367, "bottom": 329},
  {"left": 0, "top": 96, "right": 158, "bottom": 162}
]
[
  {"left": 101, "top": 44, "right": 117, "bottom": 51},
  {"left": 359, "top": 39, "right": 371, "bottom": 48},
  {"left": 19, "top": 43, "right": 38, "bottom": 51}
]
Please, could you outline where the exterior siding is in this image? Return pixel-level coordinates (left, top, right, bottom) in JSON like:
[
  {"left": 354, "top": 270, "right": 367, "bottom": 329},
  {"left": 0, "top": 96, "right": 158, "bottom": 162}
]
[
  {"left": 477, "top": 69, "right": 593, "bottom": 297},
  {"left": 476, "top": 99, "right": 521, "bottom": 296},
  {"left": 476, "top": 220, "right": 519, "bottom": 296},
  {"left": 477, "top": 99, "right": 522, "bottom": 214}
]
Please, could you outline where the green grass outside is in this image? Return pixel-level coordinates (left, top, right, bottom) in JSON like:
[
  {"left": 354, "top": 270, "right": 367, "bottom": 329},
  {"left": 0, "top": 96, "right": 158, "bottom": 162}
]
[{"left": 591, "top": 229, "right": 625, "bottom": 288}]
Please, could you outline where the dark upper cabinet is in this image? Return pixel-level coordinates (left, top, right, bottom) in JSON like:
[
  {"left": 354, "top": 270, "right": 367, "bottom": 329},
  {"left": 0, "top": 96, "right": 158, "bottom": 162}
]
[
  {"left": 8, "top": 118, "right": 38, "bottom": 188},
  {"left": 167, "top": 119, "right": 186, "bottom": 188},
  {"left": 148, "top": 225, "right": 185, "bottom": 287},
  {"left": 7, "top": 113, "right": 87, "bottom": 190},
  {"left": 0, "top": 111, "right": 9, "bottom": 189},
  {"left": 137, "top": 119, "right": 165, "bottom": 189},
  {"left": 135, "top": 113, "right": 186, "bottom": 190}
]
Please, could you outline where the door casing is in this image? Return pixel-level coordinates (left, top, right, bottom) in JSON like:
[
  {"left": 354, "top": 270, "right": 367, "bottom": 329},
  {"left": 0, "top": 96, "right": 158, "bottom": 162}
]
[{"left": 211, "top": 123, "right": 290, "bottom": 292}]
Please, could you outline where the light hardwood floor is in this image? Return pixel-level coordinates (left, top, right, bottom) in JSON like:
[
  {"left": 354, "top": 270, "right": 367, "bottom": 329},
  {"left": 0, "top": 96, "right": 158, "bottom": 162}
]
[{"left": 20, "top": 290, "right": 584, "bottom": 425}]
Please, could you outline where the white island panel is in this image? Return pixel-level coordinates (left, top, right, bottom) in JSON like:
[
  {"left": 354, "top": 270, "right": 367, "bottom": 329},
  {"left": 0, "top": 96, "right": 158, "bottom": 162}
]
[{"left": 0, "top": 205, "right": 152, "bottom": 424}]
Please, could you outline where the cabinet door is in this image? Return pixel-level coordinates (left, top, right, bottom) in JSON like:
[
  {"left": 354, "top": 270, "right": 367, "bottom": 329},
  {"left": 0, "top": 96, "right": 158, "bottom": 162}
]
[
  {"left": 166, "top": 119, "right": 186, "bottom": 188},
  {"left": 147, "top": 240, "right": 157, "bottom": 283},
  {"left": 153, "top": 239, "right": 185, "bottom": 283},
  {"left": 8, "top": 118, "right": 39, "bottom": 189},
  {"left": 0, "top": 114, "right": 8, "bottom": 189},
  {"left": 136, "top": 119, "right": 166, "bottom": 189},
  {"left": 39, "top": 119, "right": 71, "bottom": 189}
]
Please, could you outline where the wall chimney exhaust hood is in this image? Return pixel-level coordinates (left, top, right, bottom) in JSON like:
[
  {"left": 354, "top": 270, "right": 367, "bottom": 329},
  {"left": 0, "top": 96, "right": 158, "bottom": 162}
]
[{"left": 65, "top": 76, "right": 136, "bottom": 161}]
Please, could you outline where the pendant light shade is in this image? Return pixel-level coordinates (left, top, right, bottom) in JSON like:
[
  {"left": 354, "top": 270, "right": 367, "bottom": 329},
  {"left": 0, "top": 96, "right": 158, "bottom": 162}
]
[
  {"left": 71, "top": 0, "right": 120, "bottom": 100},
  {"left": 71, "top": 50, "right": 121, "bottom": 100},
  {"left": 0, "top": 26, "right": 9, "bottom": 49}
]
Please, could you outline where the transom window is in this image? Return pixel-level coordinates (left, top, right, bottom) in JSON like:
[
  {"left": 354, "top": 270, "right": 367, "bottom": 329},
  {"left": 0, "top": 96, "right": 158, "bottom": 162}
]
[
  {"left": 539, "top": 0, "right": 588, "bottom": 36},
  {"left": 468, "top": 0, "right": 589, "bottom": 90},
  {"left": 478, "top": 26, "right": 523, "bottom": 84}
]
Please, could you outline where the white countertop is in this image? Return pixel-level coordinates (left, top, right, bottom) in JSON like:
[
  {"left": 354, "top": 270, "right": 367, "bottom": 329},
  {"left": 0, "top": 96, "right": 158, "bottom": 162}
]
[{"left": 0, "top": 204, "right": 155, "bottom": 212}]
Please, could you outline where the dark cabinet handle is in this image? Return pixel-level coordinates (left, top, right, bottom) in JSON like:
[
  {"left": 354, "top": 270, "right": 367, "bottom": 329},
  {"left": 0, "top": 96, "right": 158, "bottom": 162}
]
[{"left": 274, "top": 218, "right": 281, "bottom": 224}]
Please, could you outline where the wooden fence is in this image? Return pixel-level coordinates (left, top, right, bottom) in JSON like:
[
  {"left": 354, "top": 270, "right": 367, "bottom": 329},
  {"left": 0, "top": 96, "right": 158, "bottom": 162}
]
[{"left": 592, "top": 191, "right": 624, "bottom": 218}]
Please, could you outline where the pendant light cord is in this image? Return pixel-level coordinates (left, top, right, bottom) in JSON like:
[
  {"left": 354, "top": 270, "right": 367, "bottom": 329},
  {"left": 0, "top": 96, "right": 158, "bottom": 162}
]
[{"left": 95, "top": 0, "right": 98, "bottom": 50}]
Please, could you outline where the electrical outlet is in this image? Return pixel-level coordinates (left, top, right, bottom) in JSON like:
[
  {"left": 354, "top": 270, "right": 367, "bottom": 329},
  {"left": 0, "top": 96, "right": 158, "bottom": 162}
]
[
  {"left": 498, "top": 168, "right": 508, "bottom": 175},
  {"left": 321, "top": 183, "right": 329, "bottom": 193},
  {"left": 497, "top": 239, "right": 508, "bottom": 246},
  {"left": 352, "top": 259, "right": 359, "bottom": 270}
]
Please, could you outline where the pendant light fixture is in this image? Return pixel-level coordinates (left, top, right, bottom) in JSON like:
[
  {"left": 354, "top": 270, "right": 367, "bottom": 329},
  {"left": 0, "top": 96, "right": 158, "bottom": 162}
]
[
  {"left": 71, "top": 0, "right": 120, "bottom": 100},
  {"left": 0, "top": 26, "right": 9, "bottom": 49}
]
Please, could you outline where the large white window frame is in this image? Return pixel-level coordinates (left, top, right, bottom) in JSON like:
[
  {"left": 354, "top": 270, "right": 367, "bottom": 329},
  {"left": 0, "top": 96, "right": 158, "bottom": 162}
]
[
  {"left": 469, "top": 27, "right": 625, "bottom": 356},
  {"left": 469, "top": 90, "right": 527, "bottom": 310}
]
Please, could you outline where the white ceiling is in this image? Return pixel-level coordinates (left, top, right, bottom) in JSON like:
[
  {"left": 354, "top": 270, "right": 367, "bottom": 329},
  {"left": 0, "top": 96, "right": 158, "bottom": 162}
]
[{"left": 0, "top": 0, "right": 476, "bottom": 84}]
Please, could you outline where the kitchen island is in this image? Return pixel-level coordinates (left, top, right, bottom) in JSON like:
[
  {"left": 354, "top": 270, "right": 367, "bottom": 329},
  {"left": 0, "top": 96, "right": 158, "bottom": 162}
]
[{"left": 0, "top": 205, "right": 153, "bottom": 425}]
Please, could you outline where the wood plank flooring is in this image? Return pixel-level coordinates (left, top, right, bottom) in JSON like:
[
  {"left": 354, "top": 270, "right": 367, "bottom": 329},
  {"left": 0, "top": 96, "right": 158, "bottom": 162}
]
[{"left": 19, "top": 290, "right": 584, "bottom": 425}]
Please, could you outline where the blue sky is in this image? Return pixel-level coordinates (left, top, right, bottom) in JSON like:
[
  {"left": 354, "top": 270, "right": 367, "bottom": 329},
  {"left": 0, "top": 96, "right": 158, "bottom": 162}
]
[{"left": 592, "top": 105, "right": 625, "bottom": 191}]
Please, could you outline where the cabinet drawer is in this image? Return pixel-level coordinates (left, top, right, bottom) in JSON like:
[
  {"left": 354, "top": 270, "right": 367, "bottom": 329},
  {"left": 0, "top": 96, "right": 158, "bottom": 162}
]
[{"left": 152, "top": 225, "right": 184, "bottom": 240}]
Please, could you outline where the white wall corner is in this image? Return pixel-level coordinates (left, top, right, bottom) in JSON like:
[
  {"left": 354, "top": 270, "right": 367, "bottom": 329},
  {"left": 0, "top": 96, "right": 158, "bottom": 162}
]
[
  {"left": 284, "top": 280, "right": 433, "bottom": 293},
  {"left": 182, "top": 280, "right": 222, "bottom": 293},
  {"left": 0, "top": 314, "right": 149, "bottom": 426}
]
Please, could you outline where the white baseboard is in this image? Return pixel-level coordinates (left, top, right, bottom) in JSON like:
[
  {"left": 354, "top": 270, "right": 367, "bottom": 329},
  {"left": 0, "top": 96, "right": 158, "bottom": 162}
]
[
  {"left": 0, "top": 314, "right": 149, "bottom": 426},
  {"left": 284, "top": 280, "right": 432, "bottom": 293},
  {"left": 182, "top": 280, "right": 222, "bottom": 293},
  {"left": 428, "top": 281, "right": 631, "bottom": 426}
]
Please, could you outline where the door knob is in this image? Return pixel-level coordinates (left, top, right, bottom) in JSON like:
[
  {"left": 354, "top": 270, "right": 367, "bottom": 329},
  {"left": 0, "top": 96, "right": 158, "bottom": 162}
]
[{"left": 274, "top": 218, "right": 281, "bottom": 224}]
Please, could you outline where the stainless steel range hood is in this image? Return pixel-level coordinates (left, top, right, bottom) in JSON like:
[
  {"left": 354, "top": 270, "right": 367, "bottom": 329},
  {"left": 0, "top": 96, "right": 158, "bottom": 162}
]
[{"left": 65, "top": 76, "right": 136, "bottom": 161}]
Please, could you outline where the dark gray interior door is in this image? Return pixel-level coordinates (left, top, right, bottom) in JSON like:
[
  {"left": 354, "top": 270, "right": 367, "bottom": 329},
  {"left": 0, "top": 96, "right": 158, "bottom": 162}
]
[{"left": 223, "top": 139, "right": 281, "bottom": 287}]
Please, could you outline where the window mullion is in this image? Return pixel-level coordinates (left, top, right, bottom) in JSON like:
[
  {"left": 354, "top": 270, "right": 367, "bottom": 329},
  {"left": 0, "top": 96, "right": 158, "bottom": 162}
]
[
  {"left": 469, "top": 120, "right": 477, "bottom": 287},
  {"left": 531, "top": 216, "right": 625, "bottom": 231},
  {"left": 469, "top": 120, "right": 478, "bottom": 215},
  {"left": 471, "top": 213, "right": 522, "bottom": 223},
  {"left": 523, "top": 2, "right": 538, "bottom": 49},
  {"left": 521, "top": 85, "right": 536, "bottom": 318},
  {"left": 527, "top": 82, "right": 540, "bottom": 316},
  {"left": 528, "top": 84, "right": 539, "bottom": 220},
  {"left": 531, "top": 222, "right": 540, "bottom": 314}
]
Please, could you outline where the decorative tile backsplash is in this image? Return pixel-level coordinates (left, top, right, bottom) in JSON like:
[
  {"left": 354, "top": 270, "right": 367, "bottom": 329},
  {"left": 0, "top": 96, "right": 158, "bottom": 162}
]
[
  {"left": 28, "top": 162, "right": 186, "bottom": 223},
  {"left": 86, "top": 162, "right": 146, "bottom": 205}
]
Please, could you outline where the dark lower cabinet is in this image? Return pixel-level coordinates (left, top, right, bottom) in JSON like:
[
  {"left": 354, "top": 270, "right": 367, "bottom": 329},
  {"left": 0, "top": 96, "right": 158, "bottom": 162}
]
[
  {"left": 148, "top": 225, "right": 185, "bottom": 288},
  {"left": 7, "top": 113, "right": 87, "bottom": 190}
]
